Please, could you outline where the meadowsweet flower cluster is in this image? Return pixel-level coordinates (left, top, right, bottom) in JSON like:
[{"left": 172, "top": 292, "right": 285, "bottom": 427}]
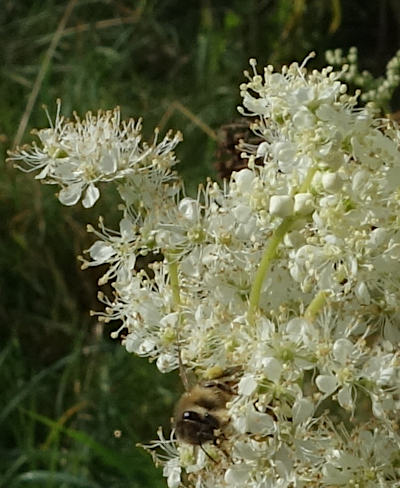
[{"left": 9, "top": 54, "right": 400, "bottom": 487}]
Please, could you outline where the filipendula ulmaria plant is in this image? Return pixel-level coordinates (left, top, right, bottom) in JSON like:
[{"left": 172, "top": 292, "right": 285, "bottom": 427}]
[{"left": 9, "top": 54, "right": 400, "bottom": 487}]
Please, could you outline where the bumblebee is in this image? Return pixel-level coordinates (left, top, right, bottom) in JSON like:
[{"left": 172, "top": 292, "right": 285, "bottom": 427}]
[{"left": 174, "top": 368, "right": 240, "bottom": 445}]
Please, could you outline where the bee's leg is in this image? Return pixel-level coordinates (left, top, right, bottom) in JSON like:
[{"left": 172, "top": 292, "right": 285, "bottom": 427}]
[{"left": 200, "top": 444, "right": 217, "bottom": 463}]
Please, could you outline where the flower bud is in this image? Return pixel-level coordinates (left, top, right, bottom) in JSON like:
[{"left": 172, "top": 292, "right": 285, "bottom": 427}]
[
  {"left": 294, "top": 192, "right": 314, "bottom": 214},
  {"left": 234, "top": 168, "right": 255, "bottom": 192},
  {"left": 269, "top": 195, "right": 294, "bottom": 217},
  {"left": 322, "top": 172, "right": 342, "bottom": 192}
]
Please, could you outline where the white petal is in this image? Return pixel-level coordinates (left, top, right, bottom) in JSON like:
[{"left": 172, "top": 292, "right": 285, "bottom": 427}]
[
  {"left": 35, "top": 164, "right": 50, "bottom": 179},
  {"left": 372, "top": 397, "right": 384, "bottom": 418},
  {"left": 333, "top": 338, "right": 353, "bottom": 363},
  {"left": 238, "top": 375, "right": 257, "bottom": 396},
  {"left": 289, "top": 262, "right": 302, "bottom": 282},
  {"left": 292, "top": 107, "right": 315, "bottom": 128},
  {"left": 322, "top": 464, "right": 351, "bottom": 484},
  {"left": 124, "top": 334, "right": 141, "bottom": 353},
  {"left": 156, "top": 353, "right": 177, "bottom": 373},
  {"left": 82, "top": 183, "right": 100, "bottom": 208},
  {"left": 224, "top": 463, "right": 251, "bottom": 486},
  {"left": 316, "top": 374, "right": 338, "bottom": 395},
  {"left": 159, "top": 312, "right": 179, "bottom": 328},
  {"left": 58, "top": 183, "right": 83, "bottom": 206},
  {"left": 284, "top": 230, "right": 305, "bottom": 248},
  {"left": 258, "top": 318, "right": 275, "bottom": 340},
  {"left": 262, "top": 357, "right": 282, "bottom": 382},
  {"left": 351, "top": 168, "right": 369, "bottom": 192},
  {"left": 165, "top": 464, "right": 181, "bottom": 488},
  {"left": 134, "top": 338, "right": 156, "bottom": 355},
  {"left": 54, "top": 160, "right": 75, "bottom": 179},
  {"left": 235, "top": 168, "right": 255, "bottom": 188},
  {"left": 256, "top": 142, "right": 269, "bottom": 158},
  {"left": 246, "top": 408, "right": 275, "bottom": 435},
  {"left": 242, "top": 93, "right": 268, "bottom": 115},
  {"left": 321, "top": 172, "right": 342, "bottom": 192},
  {"left": 232, "top": 441, "right": 262, "bottom": 461},
  {"left": 273, "top": 141, "right": 296, "bottom": 163},
  {"left": 232, "top": 412, "right": 247, "bottom": 434},
  {"left": 315, "top": 103, "right": 332, "bottom": 121},
  {"left": 386, "top": 166, "right": 400, "bottom": 191},
  {"left": 119, "top": 217, "right": 135, "bottom": 239},
  {"left": 286, "top": 317, "right": 309, "bottom": 340},
  {"left": 294, "top": 85, "right": 314, "bottom": 103},
  {"left": 383, "top": 320, "right": 400, "bottom": 343},
  {"left": 99, "top": 150, "right": 117, "bottom": 174},
  {"left": 232, "top": 203, "right": 252, "bottom": 222},
  {"left": 274, "top": 445, "right": 293, "bottom": 477},
  {"left": 354, "top": 281, "right": 370, "bottom": 305},
  {"left": 292, "top": 398, "right": 314, "bottom": 425},
  {"left": 89, "top": 241, "right": 115, "bottom": 262},
  {"left": 178, "top": 198, "right": 198, "bottom": 221},
  {"left": 337, "top": 385, "right": 353, "bottom": 409}
]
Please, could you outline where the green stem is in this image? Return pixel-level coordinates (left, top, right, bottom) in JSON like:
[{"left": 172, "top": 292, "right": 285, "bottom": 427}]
[
  {"left": 247, "top": 216, "right": 294, "bottom": 324},
  {"left": 247, "top": 166, "right": 317, "bottom": 324},
  {"left": 304, "top": 290, "right": 328, "bottom": 322},
  {"left": 298, "top": 166, "right": 317, "bottom": 194}
]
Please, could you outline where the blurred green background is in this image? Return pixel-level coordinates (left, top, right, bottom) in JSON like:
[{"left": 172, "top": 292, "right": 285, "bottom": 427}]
[{"left": 1, "top": 1, "right": 399, "bottom": 486}]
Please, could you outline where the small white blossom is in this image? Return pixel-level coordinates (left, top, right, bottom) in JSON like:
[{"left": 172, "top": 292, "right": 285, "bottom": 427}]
[
  {"left": 269, "top": 195, "right": 294, "bottom": 217},
  {"left": 293, "top": 192, "right": 314, "bottom": 215}
]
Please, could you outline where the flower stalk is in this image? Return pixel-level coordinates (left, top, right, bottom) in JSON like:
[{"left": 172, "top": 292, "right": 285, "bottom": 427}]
[
  {"left": 247, "top": 215, "right": 294, "bottom": 324},
  {"left": 304, "top": 290, "right": 328, "bottom": 322},
  {"left": 247, "top": 166, "right": 317, "bottom": 324}
]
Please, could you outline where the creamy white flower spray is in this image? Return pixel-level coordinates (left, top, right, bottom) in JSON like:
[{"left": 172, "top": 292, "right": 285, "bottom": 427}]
[{"left": 9, "top": 53, "right": 400, "bottom": 487}]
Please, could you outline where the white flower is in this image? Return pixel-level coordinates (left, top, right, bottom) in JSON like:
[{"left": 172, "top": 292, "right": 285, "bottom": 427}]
[{"left": 81, "top": 216, "right": 137, "bottom": 285}]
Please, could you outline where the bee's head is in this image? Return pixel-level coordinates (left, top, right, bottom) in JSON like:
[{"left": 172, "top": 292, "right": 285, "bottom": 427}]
[{"left": 175, "top": 410, "right": 220, "bottom": 445}]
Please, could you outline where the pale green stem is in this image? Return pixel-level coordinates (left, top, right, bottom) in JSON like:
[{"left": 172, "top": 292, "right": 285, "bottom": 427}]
[
  {"left": 247, "top": 166, "right": 318, "bottom": 324},
  {"left": 248, "top": 216, "right": 294, "bottom": 324},
  {"left": 298, "top": 166, "right": 317, "bottom": 194},
  {"left": 304, "top": 290, "right": 328, "bottom": 322}
]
